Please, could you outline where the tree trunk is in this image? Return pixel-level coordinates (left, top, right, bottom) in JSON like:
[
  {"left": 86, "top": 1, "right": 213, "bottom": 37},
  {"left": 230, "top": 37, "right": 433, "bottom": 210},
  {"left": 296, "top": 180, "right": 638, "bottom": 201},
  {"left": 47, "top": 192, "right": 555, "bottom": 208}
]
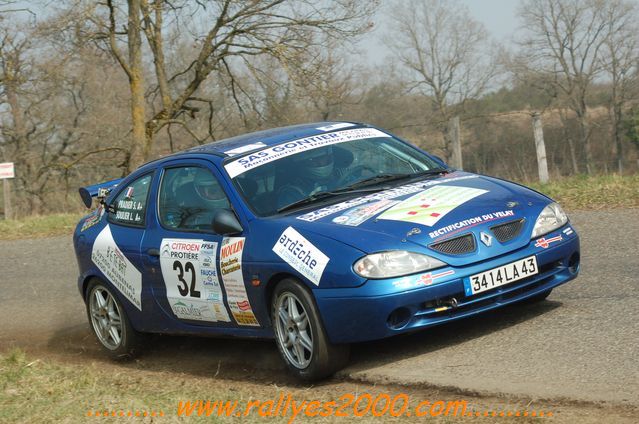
[
  {"left": 576, "top": 105, "right": 592, "bottom": 175},
  {"left": 126, "top": 0, "right": 148, "bottom": 172},
  {"left": 613, "top": 104, "right": 624, "bottom": 174},
  {"left": 532, "top": 112, "right": 549, "bottom": 183}
]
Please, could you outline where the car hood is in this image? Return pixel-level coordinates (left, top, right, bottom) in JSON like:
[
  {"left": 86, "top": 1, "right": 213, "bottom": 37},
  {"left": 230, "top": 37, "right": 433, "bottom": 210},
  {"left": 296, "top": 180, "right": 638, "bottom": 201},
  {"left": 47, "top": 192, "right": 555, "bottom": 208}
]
[{"left": 278, "top": 172, "right": 552, "bottom": 267}]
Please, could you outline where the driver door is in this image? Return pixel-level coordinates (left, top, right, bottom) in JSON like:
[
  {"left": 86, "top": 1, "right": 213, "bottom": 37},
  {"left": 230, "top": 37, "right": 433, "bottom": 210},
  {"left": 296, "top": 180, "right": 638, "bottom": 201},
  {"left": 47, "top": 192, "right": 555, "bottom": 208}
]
[{"left": 141, "top": 162, "right": 258, "bottom": 328}]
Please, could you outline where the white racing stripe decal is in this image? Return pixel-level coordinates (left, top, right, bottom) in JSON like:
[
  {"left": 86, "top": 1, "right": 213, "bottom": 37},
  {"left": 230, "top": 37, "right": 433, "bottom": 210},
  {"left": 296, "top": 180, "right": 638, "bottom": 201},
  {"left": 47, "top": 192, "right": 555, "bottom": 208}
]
[
  {"left": 224, "top": 142, "right": 266, "bottom": 157},
  {"left": 91, "top": 225, "right": 142, "bottom": 311},
  {"left": 224, "top": 128, "right": 389, "bottom": 178},
  {"left": 316, "top": 122, "right": 356, "bottom": 131}
]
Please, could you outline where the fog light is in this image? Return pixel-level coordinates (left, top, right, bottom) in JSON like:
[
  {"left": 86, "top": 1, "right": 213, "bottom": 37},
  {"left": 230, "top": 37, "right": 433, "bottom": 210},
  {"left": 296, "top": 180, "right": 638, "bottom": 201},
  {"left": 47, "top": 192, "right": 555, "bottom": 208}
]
[{"left": 387, "top": 307, "right": 411, "bottom": 330}]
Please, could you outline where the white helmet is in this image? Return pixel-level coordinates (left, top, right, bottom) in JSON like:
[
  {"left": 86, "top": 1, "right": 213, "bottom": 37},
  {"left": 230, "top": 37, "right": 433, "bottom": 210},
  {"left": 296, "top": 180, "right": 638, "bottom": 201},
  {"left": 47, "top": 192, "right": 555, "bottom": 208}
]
[
  {"left": 193, "top": 168, "right": 227, "bottom": 207},
  {"left": 305, "top": 147, "right": 334, "bottom": 179}
]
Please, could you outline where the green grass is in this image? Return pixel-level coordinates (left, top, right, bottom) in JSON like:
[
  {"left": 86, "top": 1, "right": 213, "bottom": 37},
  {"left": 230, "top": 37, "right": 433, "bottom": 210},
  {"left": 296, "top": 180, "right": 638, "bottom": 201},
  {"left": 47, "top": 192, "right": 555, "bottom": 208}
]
[
  {"left": 0, "top": 348, "right": 551, "bottom": 423},
  {"left": 524, "top": 174, "right": 639, "bottom": 210},
  {"left": 0, "top": 213, "right": 83, "bottom": 240}
]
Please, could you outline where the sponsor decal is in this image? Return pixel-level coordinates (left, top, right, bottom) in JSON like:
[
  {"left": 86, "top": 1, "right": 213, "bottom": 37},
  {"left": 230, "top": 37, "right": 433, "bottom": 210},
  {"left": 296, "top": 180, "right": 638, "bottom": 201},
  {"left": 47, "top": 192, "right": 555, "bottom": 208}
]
[
  {"left": 91, "top": 225, "right": 142, "bottom": 311},
  {"left": 393, "top": 269, "right": 455, "bottom": 289},
  {"left": 563, "top": 226, "right": 574, "bottom": 236},
  {"left": 534, "top": 235, "right": 563, "bottom": 249},
  {"left": 224, "top": 128, "right": 390, "bottom": 178},
  {"left": 297, "top": 174, "right": 479, "bottom": 222},
  {"left": 331, "top": 199, "right": 399, "bottom": 226},
  {"left": 316, "top": 122, "right": 356, "bottom": 131},
  {"left": 378, "top": 185, "right": 488, "bottom": 227},
  {"left": 159, "top": 239, "right": 230, "bottom": 323},
  {"left": 224, "top": 142, "right": 266, "bottom": 157},
  {"left": 81, "top": 205, "right": 105, "bottom": 232},
  {"left": 115, "top": 195, "right": 144, "bottom": 224},
  {"left": 220, "top": 237, "right": 259, "bottom": 326},
  {"left": 272, "top": 227, "right": 329, "bottom": 286},
  {"left": 428, "top": 210, "right": 515, "bottom": 240}
]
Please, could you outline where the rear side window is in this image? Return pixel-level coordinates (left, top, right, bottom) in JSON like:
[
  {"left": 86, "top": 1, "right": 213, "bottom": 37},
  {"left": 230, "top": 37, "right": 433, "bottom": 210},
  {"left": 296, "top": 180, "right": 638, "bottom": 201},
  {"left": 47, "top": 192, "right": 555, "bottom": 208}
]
[
  {"left": 158, "top": 166, "right": 230, "bottom": 232},
  {"left": 110, "top": 174, "right": 153, "bottom": 227}
]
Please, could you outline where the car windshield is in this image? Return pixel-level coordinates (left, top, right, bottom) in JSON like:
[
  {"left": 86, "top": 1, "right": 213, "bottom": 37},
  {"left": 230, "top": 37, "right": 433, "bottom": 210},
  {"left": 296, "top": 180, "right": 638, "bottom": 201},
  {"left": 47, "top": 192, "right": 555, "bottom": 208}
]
[{"left": 227, "top": 130, "right": 442, "bottom": 216}]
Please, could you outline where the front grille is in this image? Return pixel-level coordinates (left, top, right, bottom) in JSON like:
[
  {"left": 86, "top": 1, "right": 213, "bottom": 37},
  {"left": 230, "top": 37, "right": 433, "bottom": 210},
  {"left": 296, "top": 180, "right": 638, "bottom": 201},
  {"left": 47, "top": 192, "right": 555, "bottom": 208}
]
[
  {"left": 429, "top": 233, "right": 476, "bottom": 255},
  {"left": 491, "top": 219, "right": 525, "bottom": 243}
]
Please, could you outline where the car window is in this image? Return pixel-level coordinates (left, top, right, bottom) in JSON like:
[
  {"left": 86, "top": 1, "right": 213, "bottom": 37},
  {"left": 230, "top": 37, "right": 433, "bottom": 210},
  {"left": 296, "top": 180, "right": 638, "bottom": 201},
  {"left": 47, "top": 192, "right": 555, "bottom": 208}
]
[
  {"left": 110, "top": 173, "right": 153, "bottom": 227},
  {"left": 158, "top": 166, "right": 230, "bottom": 232},
  {"left": 230, "top": 135, "right": 440, "bottom": 216}
]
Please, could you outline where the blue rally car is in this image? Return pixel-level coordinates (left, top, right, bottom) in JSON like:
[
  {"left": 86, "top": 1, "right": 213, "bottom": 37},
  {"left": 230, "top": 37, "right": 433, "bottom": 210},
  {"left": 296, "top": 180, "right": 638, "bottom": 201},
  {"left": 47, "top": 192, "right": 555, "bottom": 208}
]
[{"left": 73, "top": 122, "right": 580, "bottom": 380}]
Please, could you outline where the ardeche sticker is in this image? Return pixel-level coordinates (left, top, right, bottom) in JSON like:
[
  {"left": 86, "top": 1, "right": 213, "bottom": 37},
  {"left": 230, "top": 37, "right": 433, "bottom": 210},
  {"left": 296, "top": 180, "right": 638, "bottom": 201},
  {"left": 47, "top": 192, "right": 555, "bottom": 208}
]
[{"left": 272, "top": 227, "right": 329, "bottom": 286}]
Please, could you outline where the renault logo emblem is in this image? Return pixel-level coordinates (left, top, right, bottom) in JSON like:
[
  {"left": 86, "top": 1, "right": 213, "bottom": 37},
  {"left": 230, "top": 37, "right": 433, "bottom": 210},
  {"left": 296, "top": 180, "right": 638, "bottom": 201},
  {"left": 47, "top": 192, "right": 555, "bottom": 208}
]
[{"left": 480, "top": 232, "right": 492, "bottom": 247}]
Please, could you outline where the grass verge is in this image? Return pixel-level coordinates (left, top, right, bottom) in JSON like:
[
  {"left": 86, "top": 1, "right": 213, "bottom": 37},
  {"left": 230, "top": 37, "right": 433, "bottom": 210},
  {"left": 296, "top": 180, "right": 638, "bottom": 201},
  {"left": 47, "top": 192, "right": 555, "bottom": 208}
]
[
  {"left": 0, "top": 348, "right": 567, "bottom": 423},
  {"left": 0, "top": 213, "right": 83, "bottom": 240},
  {"left": 521, "top": 174, "right": 638, "bottom": 210}
]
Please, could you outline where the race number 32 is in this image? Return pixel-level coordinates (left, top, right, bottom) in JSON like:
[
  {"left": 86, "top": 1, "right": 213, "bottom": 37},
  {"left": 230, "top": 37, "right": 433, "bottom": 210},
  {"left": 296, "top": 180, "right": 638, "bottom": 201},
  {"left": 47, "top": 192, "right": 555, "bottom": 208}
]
[{"left": 173, "top": 260, "right": 200, "bottom": 298}]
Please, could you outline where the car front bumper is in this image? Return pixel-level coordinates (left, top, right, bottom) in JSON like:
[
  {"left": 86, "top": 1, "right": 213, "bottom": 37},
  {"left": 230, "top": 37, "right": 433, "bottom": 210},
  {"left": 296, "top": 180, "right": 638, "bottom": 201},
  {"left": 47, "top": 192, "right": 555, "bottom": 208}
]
[{"left": 314, "top": 228, "right": 580, "bottom": 344}]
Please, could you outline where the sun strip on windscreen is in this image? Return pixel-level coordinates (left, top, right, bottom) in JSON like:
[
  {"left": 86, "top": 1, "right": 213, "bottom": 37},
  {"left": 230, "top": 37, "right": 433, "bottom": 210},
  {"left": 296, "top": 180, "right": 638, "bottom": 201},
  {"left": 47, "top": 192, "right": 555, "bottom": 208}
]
[{"left": 224, "top": 128, "right": 390, "bottom": 178}]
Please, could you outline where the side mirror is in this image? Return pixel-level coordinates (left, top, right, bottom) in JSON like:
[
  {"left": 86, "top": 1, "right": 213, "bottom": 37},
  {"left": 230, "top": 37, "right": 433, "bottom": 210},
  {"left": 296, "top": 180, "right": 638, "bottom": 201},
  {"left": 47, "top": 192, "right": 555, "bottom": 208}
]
[{"left": 212, "top": 209, "right": 243, "bottom": 235}]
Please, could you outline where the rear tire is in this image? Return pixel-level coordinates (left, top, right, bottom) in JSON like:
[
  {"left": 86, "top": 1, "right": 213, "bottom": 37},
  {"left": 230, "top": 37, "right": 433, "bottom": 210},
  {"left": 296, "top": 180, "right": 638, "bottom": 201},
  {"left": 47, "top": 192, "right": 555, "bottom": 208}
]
[
  {"left": 271, "top": 278, "right": 349, "bottom": 381},
  {"left": 85, "top": 278, "right": 141, "bottom": 359}
]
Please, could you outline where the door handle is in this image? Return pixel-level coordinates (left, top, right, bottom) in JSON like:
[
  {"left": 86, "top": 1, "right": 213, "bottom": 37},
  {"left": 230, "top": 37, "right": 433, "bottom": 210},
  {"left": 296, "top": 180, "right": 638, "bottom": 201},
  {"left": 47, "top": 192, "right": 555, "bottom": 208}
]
[{"left": 147, "top": 248, "right": 160, "bottom": 257}]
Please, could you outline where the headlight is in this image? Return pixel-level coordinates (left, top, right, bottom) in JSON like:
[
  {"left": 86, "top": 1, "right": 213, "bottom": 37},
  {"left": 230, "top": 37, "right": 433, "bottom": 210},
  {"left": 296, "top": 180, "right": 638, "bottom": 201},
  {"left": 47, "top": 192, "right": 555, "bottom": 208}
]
[
  {"left": 353, "top": 251, "right": 447, "bottom": 279},
  {"left": 531, "top": 202, "right": 568, "bottom": 239}
]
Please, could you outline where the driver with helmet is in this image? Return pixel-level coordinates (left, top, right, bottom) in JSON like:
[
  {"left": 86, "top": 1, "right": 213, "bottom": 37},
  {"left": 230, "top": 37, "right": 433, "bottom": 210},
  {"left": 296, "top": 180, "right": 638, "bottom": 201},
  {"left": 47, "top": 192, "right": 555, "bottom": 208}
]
[
  {"left": 166, "top": 167, "right": 229, "bottom": 229},
  {"left": 277, "top": 146, "right": 340, "bottom": 208}
]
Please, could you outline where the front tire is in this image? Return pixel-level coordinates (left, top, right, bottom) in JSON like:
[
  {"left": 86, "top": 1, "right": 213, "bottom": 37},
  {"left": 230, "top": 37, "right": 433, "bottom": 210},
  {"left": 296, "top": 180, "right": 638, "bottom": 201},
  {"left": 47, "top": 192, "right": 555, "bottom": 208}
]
[
  {"left": 86, "top": 279, "right": 140, "bottom": 359},
  {"left": 271, "top": 279, "right": 349, "bottom": 380}
]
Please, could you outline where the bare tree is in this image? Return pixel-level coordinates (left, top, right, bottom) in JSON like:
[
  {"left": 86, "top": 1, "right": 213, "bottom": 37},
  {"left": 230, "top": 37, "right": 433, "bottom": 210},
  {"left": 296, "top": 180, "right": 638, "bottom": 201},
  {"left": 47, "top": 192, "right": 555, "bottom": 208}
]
[
  {"left": 386, "top": 0, "right": 498, "bottom": 165},
  {"left": 517, "top": 0, "right": 615, "bottom": 174},
  {"left": 67, "top": 0, "right": 377, "bottom": 171},
  {"left": 600, "top": 0, "right": 639, "bottom": 174},
  {"left": 288, "top": 38, "right": 361, "bottom": 121}
]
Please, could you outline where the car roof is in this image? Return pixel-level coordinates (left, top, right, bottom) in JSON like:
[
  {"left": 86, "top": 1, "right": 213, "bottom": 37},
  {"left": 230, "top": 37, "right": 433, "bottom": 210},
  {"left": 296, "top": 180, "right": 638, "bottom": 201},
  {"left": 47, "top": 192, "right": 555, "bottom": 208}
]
[{"left": 177, "top": 121, "right": 368, "bottom": 158}]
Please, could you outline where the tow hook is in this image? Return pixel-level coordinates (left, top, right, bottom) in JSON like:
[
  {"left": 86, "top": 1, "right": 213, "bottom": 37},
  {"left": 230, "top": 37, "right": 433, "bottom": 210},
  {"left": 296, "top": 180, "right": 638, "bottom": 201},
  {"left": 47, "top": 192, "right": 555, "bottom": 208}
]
[
  {"left": 433, "top": 297, "right": 458, "bottom": 312},
  {"left": 444, "top": 297, "right": 459, "bottom": 309}
]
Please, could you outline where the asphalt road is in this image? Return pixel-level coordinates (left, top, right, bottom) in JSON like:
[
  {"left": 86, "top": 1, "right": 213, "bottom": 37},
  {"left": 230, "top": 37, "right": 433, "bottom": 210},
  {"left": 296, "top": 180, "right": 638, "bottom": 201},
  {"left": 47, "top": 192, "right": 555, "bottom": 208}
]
[{"left": 1, "top": 209, "right": 637, "bottom": 407}]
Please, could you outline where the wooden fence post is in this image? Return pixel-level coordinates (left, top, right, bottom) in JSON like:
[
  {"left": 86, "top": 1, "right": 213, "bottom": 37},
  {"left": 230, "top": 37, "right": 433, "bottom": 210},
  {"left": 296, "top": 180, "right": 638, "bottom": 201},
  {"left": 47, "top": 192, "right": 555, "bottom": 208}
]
[
  {"left": 448, "top": 116, "right": 463, "bottom": 169},
  {"left": 532, "top": 112, "right": 549, "bottom": 183},
  {"left": 3, "top": 178, "right": 12, "bottom": 220}
]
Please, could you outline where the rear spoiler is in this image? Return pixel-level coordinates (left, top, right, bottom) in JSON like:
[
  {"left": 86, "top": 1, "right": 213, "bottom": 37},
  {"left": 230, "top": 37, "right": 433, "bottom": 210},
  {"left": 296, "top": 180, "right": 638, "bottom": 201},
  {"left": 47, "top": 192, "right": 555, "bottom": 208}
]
[{"left": 78, "top": 178, "right": 122, "bottom": 208}]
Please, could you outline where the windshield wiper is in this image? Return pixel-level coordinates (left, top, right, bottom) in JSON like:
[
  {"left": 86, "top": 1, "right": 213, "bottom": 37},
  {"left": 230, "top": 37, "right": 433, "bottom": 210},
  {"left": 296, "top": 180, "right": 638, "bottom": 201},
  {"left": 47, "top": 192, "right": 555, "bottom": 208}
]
[
  {"left": 276, "top": 168, "right": 453, "bottom": 214},
  {"left": 276, "top": 186, "right": 387, "bottom": 214},
  {"left": 343, "top": 168, "right": 452, "bottom": 190}
]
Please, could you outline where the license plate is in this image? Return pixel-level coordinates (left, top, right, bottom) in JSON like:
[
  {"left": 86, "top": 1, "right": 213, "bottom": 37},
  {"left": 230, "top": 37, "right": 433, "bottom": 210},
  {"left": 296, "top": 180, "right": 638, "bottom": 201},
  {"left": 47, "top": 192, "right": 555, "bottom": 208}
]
[{"left": 464, "top": 256, "right": 538, "bottom": 296}]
